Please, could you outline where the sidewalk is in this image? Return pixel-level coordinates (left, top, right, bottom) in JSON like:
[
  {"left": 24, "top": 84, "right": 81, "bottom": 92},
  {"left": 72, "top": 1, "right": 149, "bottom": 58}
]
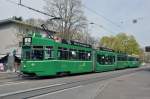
[{"left": 0, "top": 72, "right": 18, "bottom": 79}]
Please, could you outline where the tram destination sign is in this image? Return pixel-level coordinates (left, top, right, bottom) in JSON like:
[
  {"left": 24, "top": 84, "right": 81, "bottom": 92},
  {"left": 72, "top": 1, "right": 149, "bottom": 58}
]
[{"left": 23, "top": 37, "right": 32, "bottom": 46}]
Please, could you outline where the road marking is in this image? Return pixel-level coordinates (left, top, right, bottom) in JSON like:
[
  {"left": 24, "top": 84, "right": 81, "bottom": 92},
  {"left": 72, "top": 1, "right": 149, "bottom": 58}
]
[
  {"left": 91, "top": 81, "right": 110, "bottom": 99},
  {"left": 97, "top": 82, "right": 109, "bottom": 93},
  {"left": 0, "top": 83, "right": 65, "bottom": 97},
  {"left": 92, "top": 73, "right": 138, "bottom": 99},
  {"left": 0, "top": 81, "right": 27, "bottom": 87},
  {"left": 30, "top": 85, "right": 83, "bottom": 99}
]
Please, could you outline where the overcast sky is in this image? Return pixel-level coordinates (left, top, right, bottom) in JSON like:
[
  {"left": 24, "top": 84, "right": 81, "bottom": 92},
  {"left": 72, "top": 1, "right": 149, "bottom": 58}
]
[{"left": 0, "top": 0, "right": 150, "bottom": 47}]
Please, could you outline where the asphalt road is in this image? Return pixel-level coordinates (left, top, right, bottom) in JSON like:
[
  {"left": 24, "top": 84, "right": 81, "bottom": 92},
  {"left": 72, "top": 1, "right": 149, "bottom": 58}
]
[
  {"left": 0, "top": 65, "right": 149, "bottom": 99},
  {"left": 94, "top": 69, "right": 150, "bottom": 99},
  {"left": 31, "top": 68, "right": 150, "bottom": 99}
]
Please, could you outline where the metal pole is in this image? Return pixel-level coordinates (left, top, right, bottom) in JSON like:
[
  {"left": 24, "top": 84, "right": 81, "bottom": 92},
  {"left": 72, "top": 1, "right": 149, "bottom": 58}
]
[{"left": 19, "top": 0, "right": 22, "bottom": 5}]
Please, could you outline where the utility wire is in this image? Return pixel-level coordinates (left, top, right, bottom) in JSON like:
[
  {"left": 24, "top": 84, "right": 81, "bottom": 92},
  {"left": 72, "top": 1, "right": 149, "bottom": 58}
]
[
  {"left": 5, "top": 0, "right": 18, "bottom": 5},
  {"left": 19, "top": 3, "right": 56, "bottom": 17},
  {"left": 6, "top": 0, "right": 121, "bottom": 29},
  {"left": 90, "top": 22, "right": 115, "bottom": 33},
  {"left": 83, "top": 5, "right": 122, "bottom": 29},
  {"left": 6, "top": 0, "right": 117, "bottom": 33},
  {"left": 5, "top": 0, "right": 58, "bottom": 18}
]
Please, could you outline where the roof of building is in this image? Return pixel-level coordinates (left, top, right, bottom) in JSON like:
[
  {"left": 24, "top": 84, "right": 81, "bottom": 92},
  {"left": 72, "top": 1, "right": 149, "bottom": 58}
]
[{"left": 0, "top": 18, "right": 56, "bottom": 34}]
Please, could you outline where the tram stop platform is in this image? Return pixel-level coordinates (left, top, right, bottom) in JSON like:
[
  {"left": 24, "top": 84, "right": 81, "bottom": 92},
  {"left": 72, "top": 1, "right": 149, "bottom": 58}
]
[{"left": 94, "top": 66, "right": 150, "bottom": 99}]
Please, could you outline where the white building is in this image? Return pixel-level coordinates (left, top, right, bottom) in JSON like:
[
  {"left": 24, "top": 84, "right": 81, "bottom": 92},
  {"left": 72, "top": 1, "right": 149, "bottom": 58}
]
[{"left": 0, "top": 18, "right": 55, "bottom": 58}]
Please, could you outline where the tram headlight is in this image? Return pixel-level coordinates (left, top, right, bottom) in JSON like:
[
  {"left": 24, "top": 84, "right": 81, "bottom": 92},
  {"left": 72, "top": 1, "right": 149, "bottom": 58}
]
[{"left": 23, "top": 65, "right": 26, "bottom": 68}]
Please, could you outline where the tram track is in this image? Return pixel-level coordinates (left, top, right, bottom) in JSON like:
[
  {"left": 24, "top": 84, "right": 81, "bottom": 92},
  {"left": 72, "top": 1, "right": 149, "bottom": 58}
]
[{"left": 0, "top": 67, "right": 148, "bottom": 99}]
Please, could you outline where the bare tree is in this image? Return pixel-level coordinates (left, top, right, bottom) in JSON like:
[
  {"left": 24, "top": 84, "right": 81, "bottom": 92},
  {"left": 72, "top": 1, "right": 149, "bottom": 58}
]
[
  {"left": 44, "top": 0, "right": 87, "bottom": 40},
  {"left": 25, "top": 18, "right": 46, "bottom": 27}
]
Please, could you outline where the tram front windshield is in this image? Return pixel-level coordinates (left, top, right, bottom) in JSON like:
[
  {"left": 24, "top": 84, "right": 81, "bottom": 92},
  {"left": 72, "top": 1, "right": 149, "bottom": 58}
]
[{"left": 22, "top": 46, "right": 44, "bottom": 60}]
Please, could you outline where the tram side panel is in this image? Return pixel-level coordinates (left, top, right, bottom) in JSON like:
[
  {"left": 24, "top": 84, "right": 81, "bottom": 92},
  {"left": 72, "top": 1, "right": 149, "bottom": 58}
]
[
  {"left": 95, "top": 50, "right": 116, "bottom": 72},
  {"left": 128, "top": 56, "right": 140, "bottom": 68},
  {"left": 116, "top": 53, "right": 129, "bottom": 69}
]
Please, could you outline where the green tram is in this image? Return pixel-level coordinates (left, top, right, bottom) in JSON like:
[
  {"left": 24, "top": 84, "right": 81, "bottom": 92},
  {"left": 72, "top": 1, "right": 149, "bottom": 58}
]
[{"left": 21, "top": 33, "right": 140, "bottom": 76}]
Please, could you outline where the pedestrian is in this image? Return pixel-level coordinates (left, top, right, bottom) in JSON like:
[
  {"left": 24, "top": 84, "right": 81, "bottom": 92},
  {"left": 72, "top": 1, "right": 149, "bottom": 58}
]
[{"left": 0, "top": 63, "right": 4, "bottom": 71}]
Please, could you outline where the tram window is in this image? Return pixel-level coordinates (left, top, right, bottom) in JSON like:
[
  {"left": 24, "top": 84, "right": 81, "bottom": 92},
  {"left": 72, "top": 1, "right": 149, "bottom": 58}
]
[
  {"left": 22, "top": 51, "right": 31, "bottom": 59},
  {"left": 128, "top": 57, "right": 131, "bottom": 61},
  {"left": 58, "top": 47, "right": 69, "bottom": 60},
  {"left": 123, "top": 56, "right": 127, "bottom": 61},
  {"left": 45, "top": 46, "right": 53, "bottom": 59},
  {"left": 69, "top": 49, "right": 78, "bottom": 60},
  {"left": 32, "top": 46, "right": 44, "bottom": 60},
  {"left": 22, "top": 46, "right": 31, "bottom": 60},
  {"left": 128, "top": 57, "right": 134, "bottom": 61},
  {"left": 97, "top": 55, "right": 105, "bottom": 65},
  {"left": 108, "top": 56, "right": 112, "bottom": 64},
  {"left": 117, "top": 56, "right": 123, "bottom": 61},
  {"left": 113, "top": 56, "right": 116, "bottom": 62},
  {"left": 134, "top": 58, "right": 138, "bottom": 61},
  {"left": 104, "top": 56, "right": 109, "bottom": 65},
  {"left": 79, "top": 50, "right": 87, "bottom": 60},
  {"left": 105, "top": 56, "right": 113, "bottom": 65},
  {"left": 117, "top": 55, "right": 127, "bottom": 61},
  {"left": 68, "top": 50, "right": 91, "bottom": 61},
  {"left": 133, "top": 57, "right": 136, "bottom": 61},
  {"left": 136, "top": 58, "right": 139, "bottom": 61},
  {"left": 128, "top": 57, "right": 132, "bottom": 61},
  {"left": 97, "top": 55, "right": 115, "bottom": 65},
  {"left": 117, "top": 56, "right": 121, "bottom": 61},
  {"left": 108, "top": 56, "right": 115, "bottom": 64},
  {"left": 86, "top": 52, "right": 91, "bottom": 60}
]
